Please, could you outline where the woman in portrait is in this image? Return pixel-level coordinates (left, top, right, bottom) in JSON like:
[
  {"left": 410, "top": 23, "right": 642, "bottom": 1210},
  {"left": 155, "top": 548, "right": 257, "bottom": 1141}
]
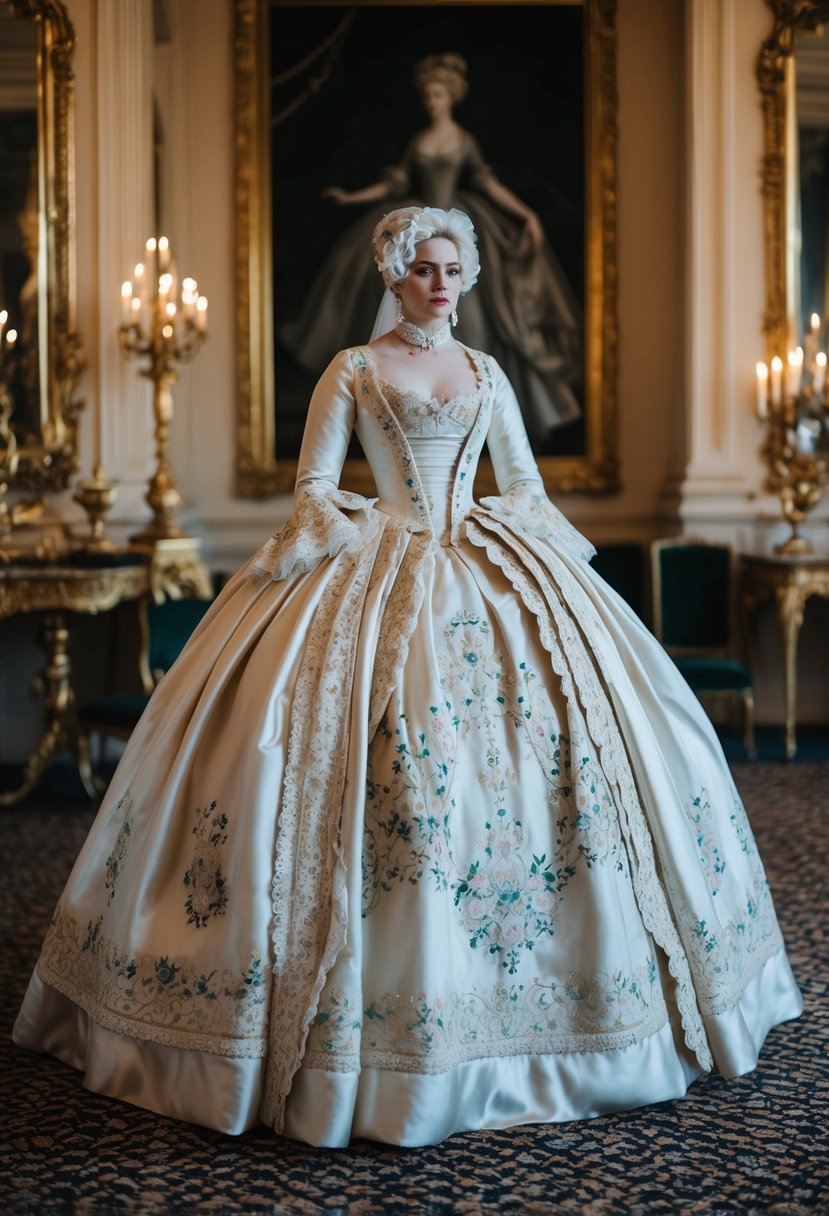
[
  {"left": 15, "top": 207, "right": 801, "bottom": 1147},
  {"left": 281, "top": 53, "right": 582, "bottom": 447}
]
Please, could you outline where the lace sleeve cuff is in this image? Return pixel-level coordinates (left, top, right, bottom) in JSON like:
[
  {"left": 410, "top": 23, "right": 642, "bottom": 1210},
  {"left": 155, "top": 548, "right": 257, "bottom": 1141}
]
[
  {"left": 250, "top": 487, "right": 381, "bottom": 582},
  {"left": 476, "top": 480, "right": 596, "bottom": 563}
]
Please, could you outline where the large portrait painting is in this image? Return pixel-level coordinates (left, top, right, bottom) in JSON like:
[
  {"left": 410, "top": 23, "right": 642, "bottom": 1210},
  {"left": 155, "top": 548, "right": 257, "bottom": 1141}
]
[{"left": 235, "top": 0, "right": 618, "bottom": 496}]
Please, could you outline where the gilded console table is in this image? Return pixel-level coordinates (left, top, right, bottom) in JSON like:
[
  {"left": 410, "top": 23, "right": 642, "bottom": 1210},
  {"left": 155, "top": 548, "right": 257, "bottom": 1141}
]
[
  {"left": 739, "top": 552, "right": 829, "bottom": 760},
  {"left": 0, "top": 559, "right": 149, "bottom": 805}
]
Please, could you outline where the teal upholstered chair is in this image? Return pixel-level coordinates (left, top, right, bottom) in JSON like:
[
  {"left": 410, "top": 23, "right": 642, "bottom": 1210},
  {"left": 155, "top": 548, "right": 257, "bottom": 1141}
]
[
  {"left": 77, "top": 594, "right": 214, "bottom": 795},
  {"left": 591, "top": 542, "right": 649, "bottom": 624},
  {"left": 651, "top": 537, "right": 756, "bottom": 759}
]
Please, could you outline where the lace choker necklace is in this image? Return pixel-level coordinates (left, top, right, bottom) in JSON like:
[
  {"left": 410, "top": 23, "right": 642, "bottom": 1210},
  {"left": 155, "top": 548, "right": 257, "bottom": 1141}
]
[{"left": 394, "top": 318, "right": 451, "bottom": 352}]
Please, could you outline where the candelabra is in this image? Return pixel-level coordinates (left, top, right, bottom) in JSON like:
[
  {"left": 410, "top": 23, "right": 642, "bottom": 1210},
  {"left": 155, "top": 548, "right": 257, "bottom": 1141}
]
[
  {"left": 756, "top": 316, "right": 829, "bottom": 555},
  {"left": 118, "top": 236, "right": 208, "bottom": 544}
]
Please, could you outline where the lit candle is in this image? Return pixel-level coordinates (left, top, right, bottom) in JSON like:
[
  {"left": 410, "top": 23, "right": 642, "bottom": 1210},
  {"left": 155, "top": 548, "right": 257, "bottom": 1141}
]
[
  {"left": 133, "top": 262, "right": 144, "bottom": 303},
  {"left": 158, "top": 236, "right": 170, "bottom": 271},
  {"left": 755, "top": 361, "right": 769, "bottom": 418},
  {"left": 770, "top": 355, "right": 783, "bottom": 405},
  {"left": 181, "top": 278, "right": 197, "bottom": 322},
  {"left": 815, "top": 351, "right": 827, "bottom": 395},
  {"left": 804, "top": 313, "right": 820, "bottom": 368},
  {"left": 158, "top": 273, "right": 173, "bottom": 307},
  {"left": 786, "top": 347, "right": 804, "bottom": 398},
  {"left": 121, "top": 280, "right": 133, "bottom": 323},
  {"left": 6, "top": 328, "right": 17, "bottom": 349},
  {"left": 0, "top": 308, "right": 6, "bottom": 343},
  {"left": 165, "top": 301, "right": 177, "bottom": 319},
  {"left": 195, "top": 295, "right": 208, "bottom": 334}
]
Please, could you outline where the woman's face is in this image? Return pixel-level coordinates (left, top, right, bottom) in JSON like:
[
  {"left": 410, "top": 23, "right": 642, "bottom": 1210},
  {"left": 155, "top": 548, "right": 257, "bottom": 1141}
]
[
  {"left": 396, "top": 237, "right": 462, "bottom": 328},
  {"left": 421, "top": 81, "right": 454, "bottom": 120}
]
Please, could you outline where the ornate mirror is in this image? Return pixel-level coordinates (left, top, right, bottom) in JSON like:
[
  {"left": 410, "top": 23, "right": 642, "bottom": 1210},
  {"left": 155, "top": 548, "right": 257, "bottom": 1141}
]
[
  {"left": 0, "top": 0, "right": 83, "bottom": 491},
  {"left": 759, "top": 0, "right": 829, "bottom": 355}
]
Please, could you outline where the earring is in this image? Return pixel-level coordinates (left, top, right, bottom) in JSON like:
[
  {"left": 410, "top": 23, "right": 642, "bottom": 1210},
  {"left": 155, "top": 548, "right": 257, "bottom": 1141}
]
[
  {"left": 451, "top": 309, "right": 458, "bottom": 327},
  {"left": 394, "top": 294, "right": 404, "bottom": 322}
]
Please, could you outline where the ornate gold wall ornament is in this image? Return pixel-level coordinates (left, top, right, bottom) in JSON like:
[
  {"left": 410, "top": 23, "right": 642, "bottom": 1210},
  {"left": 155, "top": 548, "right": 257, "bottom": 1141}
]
[
  {"left": 2, "top": 0, "right": 86, "bottom": 491},
  {"left": 234, "top": 0, "right": 619, "bottom": 499}
]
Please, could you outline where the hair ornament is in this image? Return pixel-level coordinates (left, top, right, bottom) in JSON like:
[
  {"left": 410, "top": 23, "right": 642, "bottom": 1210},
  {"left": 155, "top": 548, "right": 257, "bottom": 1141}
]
[{"left": 371, "top": 206, "right": 480, "bottom": 293}]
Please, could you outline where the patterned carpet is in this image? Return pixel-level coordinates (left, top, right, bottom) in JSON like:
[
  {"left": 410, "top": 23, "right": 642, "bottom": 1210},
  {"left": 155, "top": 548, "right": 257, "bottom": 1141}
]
[{"left": 0, "top": 763, "right": 827, "bottom": 1216}]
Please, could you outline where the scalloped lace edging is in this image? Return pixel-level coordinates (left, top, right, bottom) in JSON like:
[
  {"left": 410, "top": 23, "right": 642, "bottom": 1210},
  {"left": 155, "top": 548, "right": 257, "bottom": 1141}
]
[
  {"left": 250, "top": 487, "right": 381, "bottom": 583},
  {"left": 465, "top": 516, "right": 714, "bottom": 1071},
  {"left": 36, "top": 961, "right": 269, "bottom": 1059},
  {"left": 476, "top": 481, "right": 596, "bottom": 563},
  {"left": 302, "top": 1005, "right": 670, "bottom": 1076},
  {"left": 368, "top": 531, "right": 433, "bottom": 739},
  {"left": 259, "top": 528, "right": 385, "bottom": 1132}
]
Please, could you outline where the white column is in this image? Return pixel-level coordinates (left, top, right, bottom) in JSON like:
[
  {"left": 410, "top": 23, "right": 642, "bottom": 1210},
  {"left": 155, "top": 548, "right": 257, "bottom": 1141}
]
[
  {"left": 75, "top": 0, "right": 155, "bottom": 529},
  {"left": 667, "top": 0, "right": 772, "bottom": 544}
]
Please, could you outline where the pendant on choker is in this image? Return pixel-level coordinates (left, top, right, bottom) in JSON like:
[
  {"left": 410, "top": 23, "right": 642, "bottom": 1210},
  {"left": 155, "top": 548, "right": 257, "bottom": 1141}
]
[{"left": 394, "top": 318, "right": 451, "bottom": 354}]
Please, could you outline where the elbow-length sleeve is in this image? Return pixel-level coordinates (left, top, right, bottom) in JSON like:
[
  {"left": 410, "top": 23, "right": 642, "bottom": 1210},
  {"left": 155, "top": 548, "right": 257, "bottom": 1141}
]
[
  {"left": 251, "top": 351, "right": 380, "bottom": 581},
  {"left": 476, "top": 358, "right": 595, "bottom": 563}
]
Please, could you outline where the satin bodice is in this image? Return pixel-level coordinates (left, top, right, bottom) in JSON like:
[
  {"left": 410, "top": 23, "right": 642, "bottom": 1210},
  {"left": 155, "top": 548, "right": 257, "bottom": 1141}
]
[{"left": 379, "top": 378, "right": 480, "bottom": 542}]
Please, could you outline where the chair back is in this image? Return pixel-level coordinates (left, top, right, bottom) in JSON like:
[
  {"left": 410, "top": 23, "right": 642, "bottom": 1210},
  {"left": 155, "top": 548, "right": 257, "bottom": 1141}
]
[
  {"left": 591, "top": 542, "right": 648, "bottom": 622},
  {"left": 137, "top": 596, "right": 213, "bottom": 692},
  {"left": 651, "top": 538, "right": 732, "bottom": 653}
]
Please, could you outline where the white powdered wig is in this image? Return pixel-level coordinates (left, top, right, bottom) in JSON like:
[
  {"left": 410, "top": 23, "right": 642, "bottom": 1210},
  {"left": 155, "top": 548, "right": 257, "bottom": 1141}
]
[{"left": 371, "top": 206, "right": 480, "bottom": 293}]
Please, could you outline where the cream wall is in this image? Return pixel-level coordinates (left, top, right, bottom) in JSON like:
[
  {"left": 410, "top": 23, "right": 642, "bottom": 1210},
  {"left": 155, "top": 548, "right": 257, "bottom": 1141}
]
[{"left": 2, "top": 0, "right": 827, "bottom": 763}]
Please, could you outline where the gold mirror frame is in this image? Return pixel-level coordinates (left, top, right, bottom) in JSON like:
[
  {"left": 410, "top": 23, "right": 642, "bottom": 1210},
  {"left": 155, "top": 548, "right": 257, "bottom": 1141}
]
[
  {"left": 234, "top": 0, "right": 618, "bottom": 498},
  {"left": 758, "top": 0, "right": 829, "bottom": 357},
  {"left": 4, "top": 0, "right": 84, "bottom": 491}
]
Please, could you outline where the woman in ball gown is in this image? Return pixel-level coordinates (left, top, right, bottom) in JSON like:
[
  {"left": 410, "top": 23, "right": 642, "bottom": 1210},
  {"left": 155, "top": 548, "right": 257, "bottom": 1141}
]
[
  {"left": 281, "top": 53, "right": 581, "bottom": 448},
  {"left": 14, "top": 207, "right": 801, "bottom": 1148}
]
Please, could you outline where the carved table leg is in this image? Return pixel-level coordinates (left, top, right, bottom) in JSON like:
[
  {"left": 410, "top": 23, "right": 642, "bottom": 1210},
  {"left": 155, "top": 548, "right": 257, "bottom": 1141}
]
[
  {"left": 0, "top": 612, "right": 81, "bottom": 806},
  {"left": 775, "top": 584, "right": 805, "bottom": 761}
]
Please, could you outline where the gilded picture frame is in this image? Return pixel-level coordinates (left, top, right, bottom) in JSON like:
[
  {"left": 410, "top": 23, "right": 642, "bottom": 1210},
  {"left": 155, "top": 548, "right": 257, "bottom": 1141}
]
[{"left": 234, "top": 0, "right": 618, "bottom": 497}]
